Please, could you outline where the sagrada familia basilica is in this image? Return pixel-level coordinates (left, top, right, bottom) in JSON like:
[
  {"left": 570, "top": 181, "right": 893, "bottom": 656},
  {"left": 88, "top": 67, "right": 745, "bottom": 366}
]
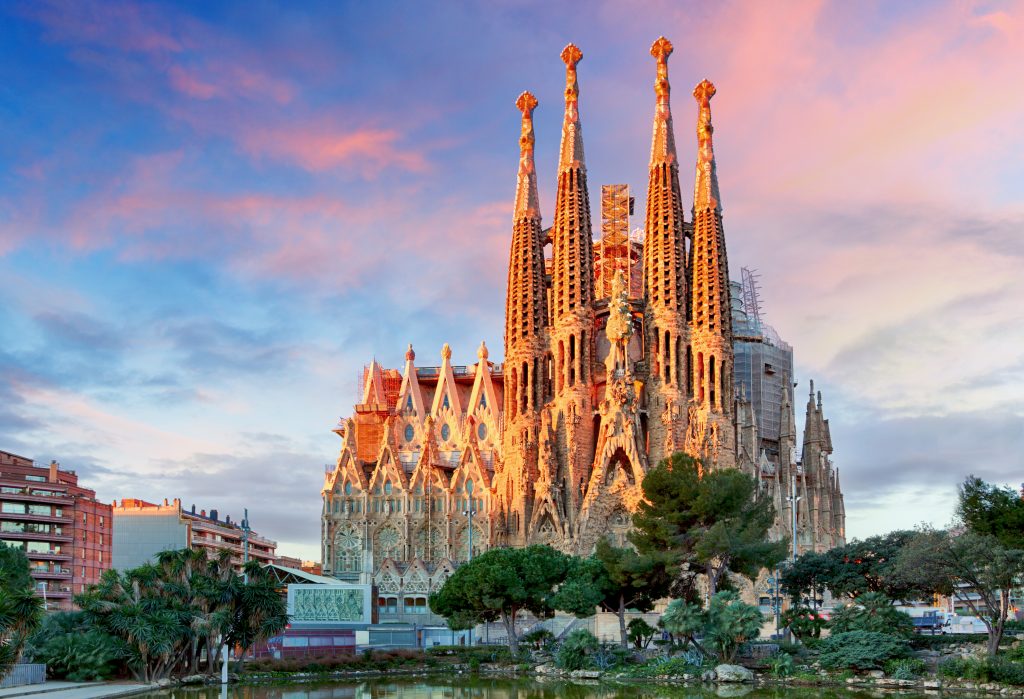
[{"left": 320, "top": 39, "right": 845, "bottom": 601}]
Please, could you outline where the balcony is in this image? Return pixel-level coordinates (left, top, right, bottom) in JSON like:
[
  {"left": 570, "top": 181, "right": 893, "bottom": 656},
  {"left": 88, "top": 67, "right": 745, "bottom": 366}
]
[
  {"left": 0, "top": 490, "right": 70, "bottom": 505},
  {"left": 27, "top": 549, "right": 72, "bottom": 561},
  {"left": 0, "top": 511, "right": 71, "bottom": 524},
  {"left": 0, "top": 529, "right": 73, "bottom": 543},
  {"left": 31, "top": 568, "right": 72, "bottom": 579}
]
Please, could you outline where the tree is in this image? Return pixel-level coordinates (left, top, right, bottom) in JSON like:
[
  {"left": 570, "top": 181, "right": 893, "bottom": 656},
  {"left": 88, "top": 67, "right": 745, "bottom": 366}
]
[
  {"left": 958, "top": 475, "right": 1024, "bottom": 549},
  {"left": 632, "top": 452, "right": 786, "bottom": 595},
  {"left": 702, "top": 591, "right": 764, "bottom": 663},
  {"left": 0, "top": 547, "right": 44, "bottom": 679},
  {"left": 779, "top": 550, "right": 831, "bottom": 607},
  {"left": 554, "top": 538, "right": 670, "bottom": 647},
  {"left": 813, "top": 531, "right": 931, "bottom": 601},
  {"left": 627, "top": 618, "right": 657, "bottom": 650},
  {"left": 896, "top": 528, "right": 1024, "bottom": 657},
  {"left": 829, "top": 592, "right": 914, "bottom": 638},
  {"left": 429, "top": 545, "right": 571, "bottom": 653},
  {"left": 659, "top": 591, "right": 762, "bottom": 663},
  {"left": 76, "top": 548, "right": 287, "bottom": 680},
  {"left": 779, "top": 607, "right": 826, "bottom": 640}
]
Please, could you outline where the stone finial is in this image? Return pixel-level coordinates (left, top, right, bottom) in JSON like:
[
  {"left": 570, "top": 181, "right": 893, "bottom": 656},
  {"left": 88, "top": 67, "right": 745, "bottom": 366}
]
[
  {"left": 514, "top": 91, "right": 541, "bottom": 220},
  {"left": 477, "top": 340, "right": 489, "bottom": 361},
  {"left": 693, "top": 79, "right": 721, "bottom": 211},
  {"left": 405, "top": 343, "right": 415, "bottom": 361},
  {"left": 441, "top": 343, "right": 452, "bottom": 361},
  {"left": 558, "top": 43, "right": 586, "bottom": 172},
  {"left": 651, "top": 37, "right": 673, "bottom": 100}
]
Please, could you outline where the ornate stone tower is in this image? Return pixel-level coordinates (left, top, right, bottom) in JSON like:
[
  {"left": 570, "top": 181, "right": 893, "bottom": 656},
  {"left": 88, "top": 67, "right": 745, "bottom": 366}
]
[
  {"left": 685, "top": 79, "right": 736, "bottom": 468},
  {"left": 642, "top": 37, "right": 689, "bottom": 468},
  {"left": 500, "top": 91, "right": 549, "bottom": 546},
  {"left": 546, "top": 44, "right": 596, "bottom": 535}
]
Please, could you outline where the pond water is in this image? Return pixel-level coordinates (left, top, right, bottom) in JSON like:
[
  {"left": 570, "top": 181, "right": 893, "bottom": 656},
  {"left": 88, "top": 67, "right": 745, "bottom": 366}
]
[{"left": 134, "top": 681, "right": 948, "bottom": 699}]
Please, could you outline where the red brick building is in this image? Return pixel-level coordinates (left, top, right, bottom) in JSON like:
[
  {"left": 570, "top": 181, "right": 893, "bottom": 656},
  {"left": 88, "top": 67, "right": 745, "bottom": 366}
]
[{"left": 0, "top": 449, "right": 112, "bottom": 610}]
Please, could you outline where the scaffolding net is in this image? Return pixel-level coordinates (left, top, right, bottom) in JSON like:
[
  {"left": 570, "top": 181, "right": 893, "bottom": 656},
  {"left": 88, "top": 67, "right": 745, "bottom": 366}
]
[{"left": 595, "top": 184, "right": 643, "bottom": 299}]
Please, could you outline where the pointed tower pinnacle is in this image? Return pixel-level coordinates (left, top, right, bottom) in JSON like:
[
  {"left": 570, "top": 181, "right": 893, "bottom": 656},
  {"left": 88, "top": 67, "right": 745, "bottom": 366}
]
[
  {"left": 551, "top": 43, "right": 595, "bottom": 323},
  {"left": 513, "top": 91, "right": 541, "bottom": 220},
  {"left": 649, "top": 36, "right": 677, "bottom": 164},
  {"left": 693, "top": 79, "right": 722, "bottom": 212},
  {"left": 558, "top": 43, "right": 585, "bottom": 171},
  {"left": 644, "top": 36, "right": 687, "bottom": 318}
]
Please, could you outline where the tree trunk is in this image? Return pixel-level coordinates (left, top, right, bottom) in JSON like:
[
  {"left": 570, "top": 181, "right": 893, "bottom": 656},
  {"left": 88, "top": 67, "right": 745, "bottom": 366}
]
[
  {"left": 501, "top": 610, "right": 519, "bottom": 654},
  {"left": 618, "top": 595, "right": 628, "bottom": 648}
]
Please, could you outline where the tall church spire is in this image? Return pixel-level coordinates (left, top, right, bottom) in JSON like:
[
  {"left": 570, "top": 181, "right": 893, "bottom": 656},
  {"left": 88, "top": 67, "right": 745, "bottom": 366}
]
[
  {"left": 689, "top": 78, "right": 731, "bottom": 341},
  {"left": 644, "top": 36, "right": 687, "bottom": 315},
  {"left": 551, "top": 43, "right": 595, "bottom": 322},
  {"left": 642, "top": 37, "right": 688, "bottom": 468},
  {"left": 504, "top": 91, "right": 548, "bottom": 376},
  {"left": 686, "top": 78, "right": 734, "bottom": 467}
]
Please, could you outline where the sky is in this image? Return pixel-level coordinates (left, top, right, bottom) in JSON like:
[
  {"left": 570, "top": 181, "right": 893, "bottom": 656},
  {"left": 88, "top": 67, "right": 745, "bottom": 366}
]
[{"left": 1, "top": 0, "right": 1022, "bottom": 562}]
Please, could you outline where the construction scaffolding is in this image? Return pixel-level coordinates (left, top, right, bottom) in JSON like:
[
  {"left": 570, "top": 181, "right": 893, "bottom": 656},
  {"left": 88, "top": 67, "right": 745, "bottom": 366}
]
[{"left": 595, "top": 184, "right": 643, "bottom": 299}]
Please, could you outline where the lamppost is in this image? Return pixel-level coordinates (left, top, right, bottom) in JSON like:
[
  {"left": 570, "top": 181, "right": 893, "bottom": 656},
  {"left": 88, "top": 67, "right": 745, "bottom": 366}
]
[
  {"left": 787, "top": 475, "right": 801, "bottom": 561},
  {"left": 463, "top": 480, "right": 476, "bottom": 562},
  {"left": 463, "top": 479, "right": 477, "bottom": 646}
]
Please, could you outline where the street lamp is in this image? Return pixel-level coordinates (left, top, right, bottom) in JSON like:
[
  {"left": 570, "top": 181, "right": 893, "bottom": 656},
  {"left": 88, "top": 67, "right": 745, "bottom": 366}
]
[
  {"left": 463, "top": 479, "right": 476, "bottom": 562},
  {"left": 786, "top": 475, "right": 802, "bottom": 561},
  {"left": 463, "top": 479, "right": 477, "bottom": 647}
]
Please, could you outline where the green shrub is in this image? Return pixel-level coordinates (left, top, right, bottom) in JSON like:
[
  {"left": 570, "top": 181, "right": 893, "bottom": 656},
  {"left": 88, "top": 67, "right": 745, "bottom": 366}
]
[
  {"left": 627, "top": 655, "right": 704, "bottom": 678},
  {"left": 829, "top": 593, "right": 915, "bottom": 639},
  {"left": 939, "top": 657, "right": 1024, "bottom": 685},
  {"left": 627, "top": 618, "right": 657, "bottom": 650},
  {"left": 781, "top": 607, "right": 827, "bottom": 640},
  {"left": 910, "top": 633, "right": 988, "bottom": 650},
  {"left": 23, "top": 612, "right": 127, "bottom": 681},
  {"left": 522, "top": 628, "right": 554, "bottom": 650},
  {"left": 817, "top": 631, "right": 909, "bottom": 671},
  {"left": 767, "top": 653, "right": 796, "bottom": 677},
  {"left": 885, "top": 657, "right": 927, "bottom": 679},
  {"left": 556, "top": 629, "right": 599, "bottom": 671}
]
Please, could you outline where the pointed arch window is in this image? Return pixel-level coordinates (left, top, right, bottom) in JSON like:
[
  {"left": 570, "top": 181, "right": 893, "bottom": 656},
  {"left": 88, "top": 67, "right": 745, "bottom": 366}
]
[{"left": 442, "top": 394, "right": 450, "bottom": 410}]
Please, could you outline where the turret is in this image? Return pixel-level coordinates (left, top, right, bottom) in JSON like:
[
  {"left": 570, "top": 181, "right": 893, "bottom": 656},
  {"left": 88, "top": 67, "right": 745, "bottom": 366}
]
[
  {"left": 547, "top": 43, "right": 596, "bottom": 531},
  {"left": 642, "top": 37, "right": 689, "bottom": 466},
  {"left": 686, "top": 78, "right": 735, "bottom": 468},
  {"left": 550, "top": 43, "right": 595, "bottom": 330},
  {"left": 504, "top": 91, "right": 549, "bottom": 423}
]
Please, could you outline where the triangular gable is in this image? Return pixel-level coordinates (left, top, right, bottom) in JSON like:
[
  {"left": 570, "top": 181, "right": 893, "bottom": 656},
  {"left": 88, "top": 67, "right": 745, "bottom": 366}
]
[
  {"left": 466, "top": 342, "right": 500, "bottom": 428},
  {"left": 430, "top": 343, "right": 464, "bottom": 417},
  {"left": 450, "top": 434, "right": 492, "bottom": 491},
  {"left": 409, "top": 417, "right": 450, "bottom": 492},
  {"left": 369, "top": 419, "right": 410, "bottom": 491},
  {"left": 363, "top": 359, "right": 386, "bottom": 405},
  {"left": 324, "top": 419, "right": 369, "bottom": 492},
  {"left": 395, "top": 344, "right": 427, "bottom": 417},
  {"left": 403, "top": 559, "right": 432, "bottom": 593}
]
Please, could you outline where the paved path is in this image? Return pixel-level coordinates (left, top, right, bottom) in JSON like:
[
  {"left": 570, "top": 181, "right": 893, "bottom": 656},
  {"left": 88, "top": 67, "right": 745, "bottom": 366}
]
[{"left": 0, "top": 682, "right": 155, "bottom": 699}]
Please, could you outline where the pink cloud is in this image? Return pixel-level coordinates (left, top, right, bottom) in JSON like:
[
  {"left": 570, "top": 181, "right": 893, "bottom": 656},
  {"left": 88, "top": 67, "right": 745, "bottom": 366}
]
[{"left": 239, "top": 125, "right": 429, "bottom": 175}]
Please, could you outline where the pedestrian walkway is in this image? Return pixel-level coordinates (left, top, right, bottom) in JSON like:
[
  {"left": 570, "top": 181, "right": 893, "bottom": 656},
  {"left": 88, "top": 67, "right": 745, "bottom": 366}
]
[{"left": 0, "top": 682, "right": 155, "bottom": 699}]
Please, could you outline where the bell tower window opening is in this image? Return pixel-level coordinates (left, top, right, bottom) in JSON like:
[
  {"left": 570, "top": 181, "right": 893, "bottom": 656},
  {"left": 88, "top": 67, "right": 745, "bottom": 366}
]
[
  {"left": 568, "top": 335, "right": 576, "bottom": 387},
  {"left": 709, "top": 355, "right": 717, "bottom": 408}
]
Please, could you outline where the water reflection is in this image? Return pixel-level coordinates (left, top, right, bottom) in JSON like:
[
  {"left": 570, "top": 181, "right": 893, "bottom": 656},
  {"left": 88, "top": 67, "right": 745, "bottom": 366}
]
[{"left": 144, "top": 681, "right": 937, "bottom": 699}]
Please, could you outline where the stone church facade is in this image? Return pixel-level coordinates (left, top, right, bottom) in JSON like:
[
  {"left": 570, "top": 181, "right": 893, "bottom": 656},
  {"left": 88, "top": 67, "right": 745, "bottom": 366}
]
[{"left": 320, "top": 39, "right": 845, "bottom": 610}]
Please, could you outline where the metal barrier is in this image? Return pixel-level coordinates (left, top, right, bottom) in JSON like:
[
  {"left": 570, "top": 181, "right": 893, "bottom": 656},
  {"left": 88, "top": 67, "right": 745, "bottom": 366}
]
[{"left": 0, "top": 664, "right": 47, "bottom": 689}]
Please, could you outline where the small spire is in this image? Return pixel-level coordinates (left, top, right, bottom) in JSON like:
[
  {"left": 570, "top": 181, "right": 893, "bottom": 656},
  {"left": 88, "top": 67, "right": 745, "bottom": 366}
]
[
  {"left": 649, "top": 36, "right": 676, "bottom": 164},
  {"left": 477, "top": 340, "right": 489, "bottom": 361},
  {"left": 817, "top": 390, "right": 823, "bottom": 411},
  {"left": 405, "top": 343, "right": 415, "bottom": 362},
  {"left": 441, "top": 343, "right": 452, "bottom": 361},
  {"left": 513, "top": 91, "right": 541, "bottom": 220},
  {"left": 693, "top": 78, "right": 721, "bottom": 211},
  {"left": 558, "top": 43, "right": 585, "bottom": 172}
]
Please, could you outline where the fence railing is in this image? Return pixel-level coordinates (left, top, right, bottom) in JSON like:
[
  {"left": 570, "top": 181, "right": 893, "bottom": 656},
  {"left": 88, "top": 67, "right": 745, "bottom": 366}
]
[{"left": 0, "top": 664, "right": 46, "bottom": 689}]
